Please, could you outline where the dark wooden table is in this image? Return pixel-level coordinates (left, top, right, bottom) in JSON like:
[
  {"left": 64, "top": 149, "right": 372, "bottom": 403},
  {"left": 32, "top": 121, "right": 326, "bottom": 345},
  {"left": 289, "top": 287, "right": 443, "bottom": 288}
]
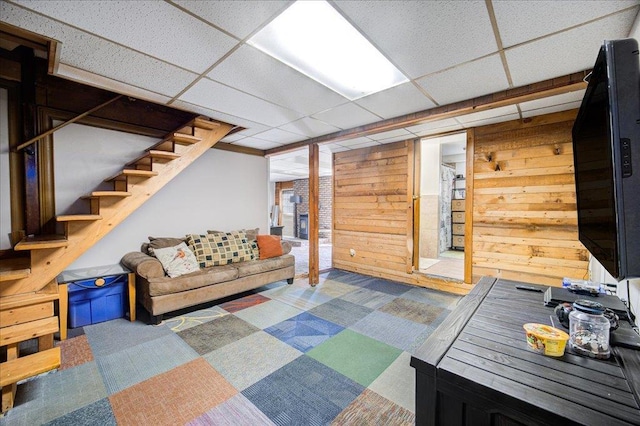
[{"left": 411, "top": 277, "right": 640, "bottom": 426}]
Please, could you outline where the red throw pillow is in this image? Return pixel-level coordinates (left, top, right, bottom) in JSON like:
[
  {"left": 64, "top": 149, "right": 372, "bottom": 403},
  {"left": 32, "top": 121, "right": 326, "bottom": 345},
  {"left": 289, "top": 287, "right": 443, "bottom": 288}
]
[{"left": 256, "top": 235, "right": 283, "bottom": 259}]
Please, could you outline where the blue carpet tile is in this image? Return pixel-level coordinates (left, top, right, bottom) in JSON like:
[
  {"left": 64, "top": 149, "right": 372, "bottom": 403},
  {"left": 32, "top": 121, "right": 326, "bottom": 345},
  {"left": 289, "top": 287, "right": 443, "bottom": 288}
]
[
  {"left": 43, "top": 399, "right": 115, "bottom": 426},
  {"left": 242, "top": 356, "right": 364, "bottom": 426},
  {"left": 0, "top": 270, "right": 461, "bottom": 426},
  {"left": 265, "top": 312, "right": 344, "bottom": 353}
]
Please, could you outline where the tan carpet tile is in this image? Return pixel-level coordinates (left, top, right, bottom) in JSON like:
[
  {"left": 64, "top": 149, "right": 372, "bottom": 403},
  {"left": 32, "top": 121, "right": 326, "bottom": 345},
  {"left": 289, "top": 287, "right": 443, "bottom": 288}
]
[
  {"left": 331, "top": 389, "right": 415, "bottom": 425},
  {"left": 378, "top": 298, "right": 444, "bottom": 325},
  {"left": 109, "top": 357, "right": 237, "bottom": 426}
]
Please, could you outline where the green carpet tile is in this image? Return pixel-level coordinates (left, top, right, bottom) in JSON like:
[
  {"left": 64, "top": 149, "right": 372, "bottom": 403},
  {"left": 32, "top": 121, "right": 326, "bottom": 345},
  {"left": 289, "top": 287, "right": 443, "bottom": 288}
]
[
  {"left": 0, "top": 270, "right": 461, "bottom": 426},
  {"left": 307, "top": 329, "right": 403, "bottom": 387}
]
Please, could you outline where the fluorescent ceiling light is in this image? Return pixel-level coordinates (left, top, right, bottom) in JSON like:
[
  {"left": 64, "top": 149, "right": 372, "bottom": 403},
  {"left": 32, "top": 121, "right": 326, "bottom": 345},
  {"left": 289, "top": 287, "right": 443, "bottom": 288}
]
[{"left": 248, "top": 0, "right": 408, "bottom": 100}]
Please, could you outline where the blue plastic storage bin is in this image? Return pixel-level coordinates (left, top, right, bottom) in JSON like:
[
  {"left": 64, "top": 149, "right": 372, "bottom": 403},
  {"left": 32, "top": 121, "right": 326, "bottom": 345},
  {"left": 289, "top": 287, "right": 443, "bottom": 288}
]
[{"left": 68, "top": 274, "right": 128, "bottom": 328}]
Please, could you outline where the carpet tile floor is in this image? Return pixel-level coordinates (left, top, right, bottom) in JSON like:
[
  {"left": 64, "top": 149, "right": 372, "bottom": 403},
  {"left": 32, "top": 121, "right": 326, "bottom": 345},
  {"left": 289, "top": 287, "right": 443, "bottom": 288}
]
[{"left": 0, "top": 269, "right": 461, "bottom": 426}]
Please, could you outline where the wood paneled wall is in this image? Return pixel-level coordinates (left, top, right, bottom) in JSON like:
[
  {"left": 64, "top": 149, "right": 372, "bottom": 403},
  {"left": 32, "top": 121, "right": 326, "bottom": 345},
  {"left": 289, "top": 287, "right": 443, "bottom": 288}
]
[
  {"left": 471, "top": 110, "right": 589, "bottom": 286},
  {"left": 333, "top": 140, "right": 472, "bottom": 294},
  {"left": 333, "top": 141, "right": 413, "bottom": 276}
]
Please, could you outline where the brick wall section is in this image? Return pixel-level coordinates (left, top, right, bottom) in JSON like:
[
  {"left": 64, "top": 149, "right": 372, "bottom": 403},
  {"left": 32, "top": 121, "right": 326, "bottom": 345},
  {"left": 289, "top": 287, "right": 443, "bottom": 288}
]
[{"left": 292, "top": 176, "right": 332, "bottom": 239}]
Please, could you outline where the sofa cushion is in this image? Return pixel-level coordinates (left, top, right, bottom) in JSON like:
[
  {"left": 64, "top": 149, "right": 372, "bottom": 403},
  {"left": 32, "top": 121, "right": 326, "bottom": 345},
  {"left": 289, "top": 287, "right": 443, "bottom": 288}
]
[
  {"left": 144, "top": 236, "right": 188, "bottom": 256},
  {"left": 152, "top": 242, "right": 199, "bottom": 278},
  {"left": 257, "top": 234, "right": 283, "bottom": 259},
  {"left": 146, "top": 264, "right": 239, "bottom": 297},
  {"left": 207, "top": 230, "right": 254, "bottom": 264},
  {"left": 235, "top": 254, "right": 295, "bottom": 278}
]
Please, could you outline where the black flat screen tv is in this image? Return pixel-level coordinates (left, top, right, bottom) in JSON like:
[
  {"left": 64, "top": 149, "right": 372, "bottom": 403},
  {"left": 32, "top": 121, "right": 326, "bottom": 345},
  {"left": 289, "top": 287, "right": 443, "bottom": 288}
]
[{"left": 572, "top": 38, "right": 640, "bottom": 281}]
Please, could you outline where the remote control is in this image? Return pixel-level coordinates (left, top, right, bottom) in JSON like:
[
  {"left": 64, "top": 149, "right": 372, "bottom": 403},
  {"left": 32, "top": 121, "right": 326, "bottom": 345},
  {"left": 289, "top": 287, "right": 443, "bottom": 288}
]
[{"left": 515, "top": 285, "right": 543, "bottom": 293}]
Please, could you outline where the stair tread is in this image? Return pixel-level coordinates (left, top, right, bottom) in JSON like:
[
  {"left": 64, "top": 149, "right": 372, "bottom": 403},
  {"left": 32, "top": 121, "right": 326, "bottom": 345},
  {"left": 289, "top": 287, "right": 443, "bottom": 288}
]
[
  {"left": 56, "top": 214, "right": 102, "bottom": 222},
  {"left": 0, "top": 347, "right": 60, "bottom": 388},
  {"left": 84, "top": 191, "right": 132, "bottom": 198},
  {"left": 104, "top": 169, "right": 159, "bottom": 181},
  {"left": 149, "top": 150, "right": 180, "bottom": 159},
  {"left": 193, "top": 117, "right": 221, "bottom": 130},
  {"left": 170, "top": 133, "right": 201, "bottom": 145},
  {"left": 0, "top": 258, "right": 31, "bottom": 281},
  {"left": 0, "top": 281, "right": 59, "bottom": 310},
  {"left": 125, "top": 150, "right": 180, "bottom": 168},
  {"left": 14, "top": 235, "right": 68, "bottom": 251},
  {"left": 1, "top": 316, "right": 59, "bottom": 346}
]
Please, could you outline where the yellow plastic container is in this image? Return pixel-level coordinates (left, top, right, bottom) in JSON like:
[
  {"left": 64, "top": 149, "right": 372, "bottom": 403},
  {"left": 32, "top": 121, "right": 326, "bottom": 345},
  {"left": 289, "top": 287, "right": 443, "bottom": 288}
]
[{"left": 523, "top": 323, "right": 569, "bottom": 357}]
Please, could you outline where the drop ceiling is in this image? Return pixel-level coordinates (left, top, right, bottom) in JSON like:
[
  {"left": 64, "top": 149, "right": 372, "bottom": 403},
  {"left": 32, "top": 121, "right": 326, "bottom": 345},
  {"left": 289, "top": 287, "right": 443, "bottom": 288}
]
[{"left": 1, "top": 0, "right": 638, "bottom": 182}]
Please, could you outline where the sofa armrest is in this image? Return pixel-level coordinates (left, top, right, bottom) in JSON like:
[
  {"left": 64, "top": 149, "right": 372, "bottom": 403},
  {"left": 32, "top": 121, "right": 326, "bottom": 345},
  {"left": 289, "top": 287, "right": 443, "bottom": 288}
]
[
  {"left": 281, "top": 240, "right": 292, "bottom": 255},
  {"left": 121, "top": 251, "right": 165, "bottom": 279}
]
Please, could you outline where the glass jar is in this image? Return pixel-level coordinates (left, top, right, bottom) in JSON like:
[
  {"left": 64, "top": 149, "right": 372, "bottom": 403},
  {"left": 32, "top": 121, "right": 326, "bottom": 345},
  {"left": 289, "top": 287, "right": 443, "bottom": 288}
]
[{"left": 569, "top": 299, "right": 610, "bottom": 359}]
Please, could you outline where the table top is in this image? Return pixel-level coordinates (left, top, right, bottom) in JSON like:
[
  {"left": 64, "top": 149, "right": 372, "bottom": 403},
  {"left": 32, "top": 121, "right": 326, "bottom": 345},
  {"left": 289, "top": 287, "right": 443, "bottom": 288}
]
[
  {"left": 412, "top": 277, "right": 640, "bottom": 426},
  {"left": 57, "top": 264, "right": 131, "bottom": 284}
]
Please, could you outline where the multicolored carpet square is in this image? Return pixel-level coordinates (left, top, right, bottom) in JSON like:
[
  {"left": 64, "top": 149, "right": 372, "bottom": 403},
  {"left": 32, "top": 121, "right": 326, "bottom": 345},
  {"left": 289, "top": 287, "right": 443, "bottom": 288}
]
[{"left": 0, "top": 270, "right": 460, "bottom": 426}]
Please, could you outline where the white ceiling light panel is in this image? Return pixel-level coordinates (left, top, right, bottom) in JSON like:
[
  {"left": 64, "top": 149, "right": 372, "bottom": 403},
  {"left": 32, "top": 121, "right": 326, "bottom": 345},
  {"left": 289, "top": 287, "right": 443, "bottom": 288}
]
[{"left": 247, "top": 0, "right": 408, "bottom": 100}]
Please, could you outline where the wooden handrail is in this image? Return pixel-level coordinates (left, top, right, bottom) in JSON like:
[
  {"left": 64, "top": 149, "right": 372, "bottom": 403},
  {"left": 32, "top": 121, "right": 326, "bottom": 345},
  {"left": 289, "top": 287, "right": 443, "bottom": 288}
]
[{"left": 16, "top": 95, "right": 123, "bottom": 151}]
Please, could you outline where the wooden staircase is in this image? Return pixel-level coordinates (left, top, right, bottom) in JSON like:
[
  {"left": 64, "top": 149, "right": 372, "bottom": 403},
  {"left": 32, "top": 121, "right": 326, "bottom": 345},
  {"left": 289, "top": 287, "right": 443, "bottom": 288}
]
[{"left": 0, "top": 116, "right": 232, "bottom": 412}]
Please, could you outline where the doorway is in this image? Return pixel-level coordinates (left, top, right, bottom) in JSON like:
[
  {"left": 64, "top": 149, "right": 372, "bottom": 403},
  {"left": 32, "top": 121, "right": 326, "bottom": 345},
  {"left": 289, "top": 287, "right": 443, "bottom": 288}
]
[{"left": 416, "top": 132, "right": 466, "bottom": 281}]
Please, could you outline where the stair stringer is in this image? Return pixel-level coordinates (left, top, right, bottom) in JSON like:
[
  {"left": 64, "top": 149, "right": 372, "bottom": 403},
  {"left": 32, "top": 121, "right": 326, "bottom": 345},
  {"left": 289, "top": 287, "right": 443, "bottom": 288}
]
[{"left": 1, "top": 122, "right": 233, "bottom": 297}]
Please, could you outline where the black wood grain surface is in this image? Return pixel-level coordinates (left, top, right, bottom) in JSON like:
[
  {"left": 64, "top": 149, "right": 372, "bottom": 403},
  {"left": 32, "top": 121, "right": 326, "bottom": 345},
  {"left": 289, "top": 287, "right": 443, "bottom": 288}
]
[{"left": 412, "top": 278, "right": 640, "bottom": 426}]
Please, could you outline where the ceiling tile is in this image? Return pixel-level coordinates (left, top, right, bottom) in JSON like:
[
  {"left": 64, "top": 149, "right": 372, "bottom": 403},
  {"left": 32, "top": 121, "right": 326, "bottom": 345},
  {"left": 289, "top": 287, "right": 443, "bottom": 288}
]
[
  {"left": 235, "top": 137, "right": 283, "bottom": 150},
  {"left": 338, "top": 137, "right": 377, "bottom": 147},
  {"left": 220, "top": 133, "right": 245, "bottom": 143},
  {"left": 519, "top": 90, "right": 585, "bottom": 111},
  {"left": 170, "top": 100, "right": 271, "bottom": 135},
  {"left": 456, "top": 105, "right": 519, "bottom": 124},
  {"left": 355, "top": 82, "right": 436, "bottom": 119},
  {"left": 208, "top": 45, "right": 348, "bottom": 115},
  {"left": 367, "top": 128, "right": 413, "bottom": 141},
  {"left": 179, "top": 78, "right": 303, "bottom": 127},
  {"left": 413, "top": 124, "right": 464, "bottom": 138},
  {"left": 252, "top": 128, "right": 304, "bottom": 144},
  {"left": 342, "top": 140, "right": 381, "bottom": 149},
  {"left": 174, "top": 0, "right": 290, "bottom": 40},
  {"left": 521, "top": 101, "right": 582, "bottom": 118},
  {"left": 56, "top": 64, "right": 172, "bottom": 105},
  {"left": 416, "top": 55, "right": 510, "bottom": 105},
  {"left": 321, "top": 143, "right": 350, "bottom": 153},
  {"left": 1, "top": 2, "right": 198, "bottom": 97},
  {"left": 405, "top": 118, "right": 461, "bottom": 134},
  {"left": 460, "top": 113, "right": 521, "bottom": 128},
  {"left": 16, "top": 0, "right": 238, "bottom": 73},
  {"left": 494, "top": 1, "right": 639, "bottom": 47},
  {"left": 506, "top": 9, "right": 638, "bottom": 87},
  {"left": 334, "top": 0, "right": 497, "bottom": 78},
  {"left": 311, "top": 103, "right": 382, "bottom": 129},
  {"left": 279, "top": 117, "right": 341, "bottom": 138}
]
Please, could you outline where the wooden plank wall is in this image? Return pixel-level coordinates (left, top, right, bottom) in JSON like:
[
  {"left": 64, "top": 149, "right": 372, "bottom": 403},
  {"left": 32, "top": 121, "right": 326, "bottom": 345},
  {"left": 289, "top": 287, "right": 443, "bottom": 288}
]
[
  {"left": 333, "top": 140, "right": 472, "bottom": 294},
  {"left": 471, "top": 110, "right": 589, "bottom": 286},
  {"left": 333, "top": 141, "right": 412, "bottom": 278}
]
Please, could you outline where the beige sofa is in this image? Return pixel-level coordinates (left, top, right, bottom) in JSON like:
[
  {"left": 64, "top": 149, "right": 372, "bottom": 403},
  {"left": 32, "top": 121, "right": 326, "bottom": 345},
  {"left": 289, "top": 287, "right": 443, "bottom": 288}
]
[{"left": 121, "top": 234, "right": 295, "bottom": 324}]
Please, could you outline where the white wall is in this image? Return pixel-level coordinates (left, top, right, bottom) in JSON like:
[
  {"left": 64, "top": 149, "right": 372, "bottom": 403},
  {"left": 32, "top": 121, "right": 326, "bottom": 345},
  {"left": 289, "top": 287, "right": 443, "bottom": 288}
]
[
  {"left": 590, "top": 257, "right": 639, "bottom": 327},
  {"left": 53, "top": 123, "right": 269, "bottom": 269},
  {"left": 628, "top": 12, "right": 639, "bottom": 40},
  {"left": 420, "top": 143, "right": 441, "bottom": 195},
  {"left": 0, "top": 88, "right": 10, "bottom": 249}
]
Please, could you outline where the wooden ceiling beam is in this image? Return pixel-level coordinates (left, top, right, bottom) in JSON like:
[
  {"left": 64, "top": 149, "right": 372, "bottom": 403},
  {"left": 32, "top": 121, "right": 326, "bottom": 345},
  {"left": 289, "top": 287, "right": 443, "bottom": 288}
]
[{"left": 265, "top": 70, "right": 588, "bottom": 156}]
